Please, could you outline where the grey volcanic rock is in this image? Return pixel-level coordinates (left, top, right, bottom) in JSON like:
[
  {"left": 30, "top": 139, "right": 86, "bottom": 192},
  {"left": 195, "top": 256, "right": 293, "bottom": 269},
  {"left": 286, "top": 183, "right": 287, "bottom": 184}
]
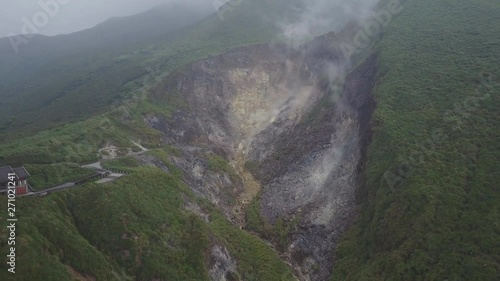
[
  {"left": 208, "top": 245, "right": 238, "bottom": 281},
  {"left": 253, "top": 54, "right": 376, "bottom": 281},
  {"left": 146, "top": 33, "right": 376, "bottom": 281}
]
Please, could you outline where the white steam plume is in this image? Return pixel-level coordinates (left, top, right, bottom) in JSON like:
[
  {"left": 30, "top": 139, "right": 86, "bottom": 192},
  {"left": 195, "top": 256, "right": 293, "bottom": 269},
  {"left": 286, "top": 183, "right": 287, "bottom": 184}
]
[{"left": 279, "top": 0, "right": 379, "bottom": 48}]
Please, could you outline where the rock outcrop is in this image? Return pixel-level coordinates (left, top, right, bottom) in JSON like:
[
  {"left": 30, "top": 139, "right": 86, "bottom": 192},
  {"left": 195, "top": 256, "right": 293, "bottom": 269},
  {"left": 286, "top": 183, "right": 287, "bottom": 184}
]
[{"left": 146, "top": 33, "right": 376, "bottom": 281}]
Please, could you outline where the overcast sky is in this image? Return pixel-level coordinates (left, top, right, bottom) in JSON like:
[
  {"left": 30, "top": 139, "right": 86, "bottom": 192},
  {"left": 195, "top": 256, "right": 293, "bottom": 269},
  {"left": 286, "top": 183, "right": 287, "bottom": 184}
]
[{"left": 0, "top": 0, "right": 219, "bottom": 38}]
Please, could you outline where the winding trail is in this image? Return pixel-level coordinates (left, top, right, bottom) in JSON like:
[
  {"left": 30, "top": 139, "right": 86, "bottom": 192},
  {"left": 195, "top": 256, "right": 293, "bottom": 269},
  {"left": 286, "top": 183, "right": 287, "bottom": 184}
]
[{"left": 24, "top": 140, "right": 151, "bottom": 197}]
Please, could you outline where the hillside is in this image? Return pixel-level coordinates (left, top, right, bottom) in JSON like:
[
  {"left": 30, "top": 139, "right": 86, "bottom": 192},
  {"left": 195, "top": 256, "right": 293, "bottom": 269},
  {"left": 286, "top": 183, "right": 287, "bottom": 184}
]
[
  {"left": 0, "top": 0, "right": 498, "bottom": 280},
  {"left": 0, "top": 0, "right": 283, "bottom": 137},
  {"left": 0, "top": 2, "right": 207, "bottom": 136},
  {"left": 332, "top": 0, "right": 500, "bottom": 280}
]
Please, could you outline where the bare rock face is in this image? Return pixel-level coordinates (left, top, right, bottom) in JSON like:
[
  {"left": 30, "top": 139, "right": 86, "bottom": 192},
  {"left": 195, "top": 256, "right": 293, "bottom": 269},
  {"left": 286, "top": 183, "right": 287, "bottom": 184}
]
[
  {"left": 250, "top": 54, "right": 377, "bottom": 281},
  {"left": 146, "top": 33, "right": 376, "bottom": 281},
  {"left": 208, "top": 245, "right": 238, "bottom": 281}
]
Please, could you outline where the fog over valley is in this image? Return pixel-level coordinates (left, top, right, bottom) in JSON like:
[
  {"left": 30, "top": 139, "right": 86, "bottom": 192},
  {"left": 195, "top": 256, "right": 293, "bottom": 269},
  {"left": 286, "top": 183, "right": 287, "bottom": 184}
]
[{"left": 0, "top": 0, "right": 218, "bottom": 38}]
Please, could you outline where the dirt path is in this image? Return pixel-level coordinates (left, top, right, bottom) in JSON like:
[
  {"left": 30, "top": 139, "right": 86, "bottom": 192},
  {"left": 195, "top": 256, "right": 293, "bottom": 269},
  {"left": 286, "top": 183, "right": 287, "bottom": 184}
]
[
  {"left": 98, "top": 140, "right": 149, "bottom": 160},
  {"left": 131, "top": 141, "right": 148, "bottom": 152},
  {"left": 99, "top": 142, "right": 119, "bottom": 159}
]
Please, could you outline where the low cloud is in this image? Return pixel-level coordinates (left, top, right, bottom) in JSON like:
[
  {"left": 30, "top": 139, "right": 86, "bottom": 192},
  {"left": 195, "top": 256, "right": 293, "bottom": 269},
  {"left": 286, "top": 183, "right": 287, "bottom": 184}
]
[
  {"left": 0, "top": 0, "right": 215, "bottom": 38},
  {"left": 279, "top": 0, "right": 379, "bottom": 48}
]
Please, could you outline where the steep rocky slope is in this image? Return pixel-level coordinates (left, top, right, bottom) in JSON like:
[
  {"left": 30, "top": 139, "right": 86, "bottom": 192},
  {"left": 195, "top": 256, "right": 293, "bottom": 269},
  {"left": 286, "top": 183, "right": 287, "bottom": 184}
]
[{"left": 145, "top": 33, "right": 376, "bottom": 281}]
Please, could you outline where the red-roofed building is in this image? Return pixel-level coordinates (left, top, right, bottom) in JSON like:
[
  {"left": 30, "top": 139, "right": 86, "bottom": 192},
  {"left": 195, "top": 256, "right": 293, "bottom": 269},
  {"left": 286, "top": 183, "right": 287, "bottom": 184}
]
[{"left": 0, "top": 166, "right": 31, "bottom": 195}]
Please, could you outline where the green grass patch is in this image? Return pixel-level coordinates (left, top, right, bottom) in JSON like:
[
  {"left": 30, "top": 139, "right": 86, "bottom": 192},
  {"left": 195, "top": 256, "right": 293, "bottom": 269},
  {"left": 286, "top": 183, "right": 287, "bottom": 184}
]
[
  {"left": 102, "top": 156, "right": 140, "bottom": 173},
  {"left": 246, "top": 194, "right": 302, "bottom": 252},
  {"left": 26, "top": 163, "right": 96, "bottom": 190},
  {"left": 206, "top": 154, "right": 232, "bottom": 174}
]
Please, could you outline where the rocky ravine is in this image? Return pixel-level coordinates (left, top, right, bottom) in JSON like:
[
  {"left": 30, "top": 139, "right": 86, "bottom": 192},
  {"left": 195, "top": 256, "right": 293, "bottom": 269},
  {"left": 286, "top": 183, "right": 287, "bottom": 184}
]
[{"left": 145, "top": 33, "right": 376, "bottom": 281}]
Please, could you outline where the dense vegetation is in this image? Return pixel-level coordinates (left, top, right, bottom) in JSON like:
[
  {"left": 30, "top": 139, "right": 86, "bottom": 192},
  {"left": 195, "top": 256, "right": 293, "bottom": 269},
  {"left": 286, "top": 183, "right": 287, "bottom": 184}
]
[{"left": 333, "top": 0, "right": 500, "bottom": 280}]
